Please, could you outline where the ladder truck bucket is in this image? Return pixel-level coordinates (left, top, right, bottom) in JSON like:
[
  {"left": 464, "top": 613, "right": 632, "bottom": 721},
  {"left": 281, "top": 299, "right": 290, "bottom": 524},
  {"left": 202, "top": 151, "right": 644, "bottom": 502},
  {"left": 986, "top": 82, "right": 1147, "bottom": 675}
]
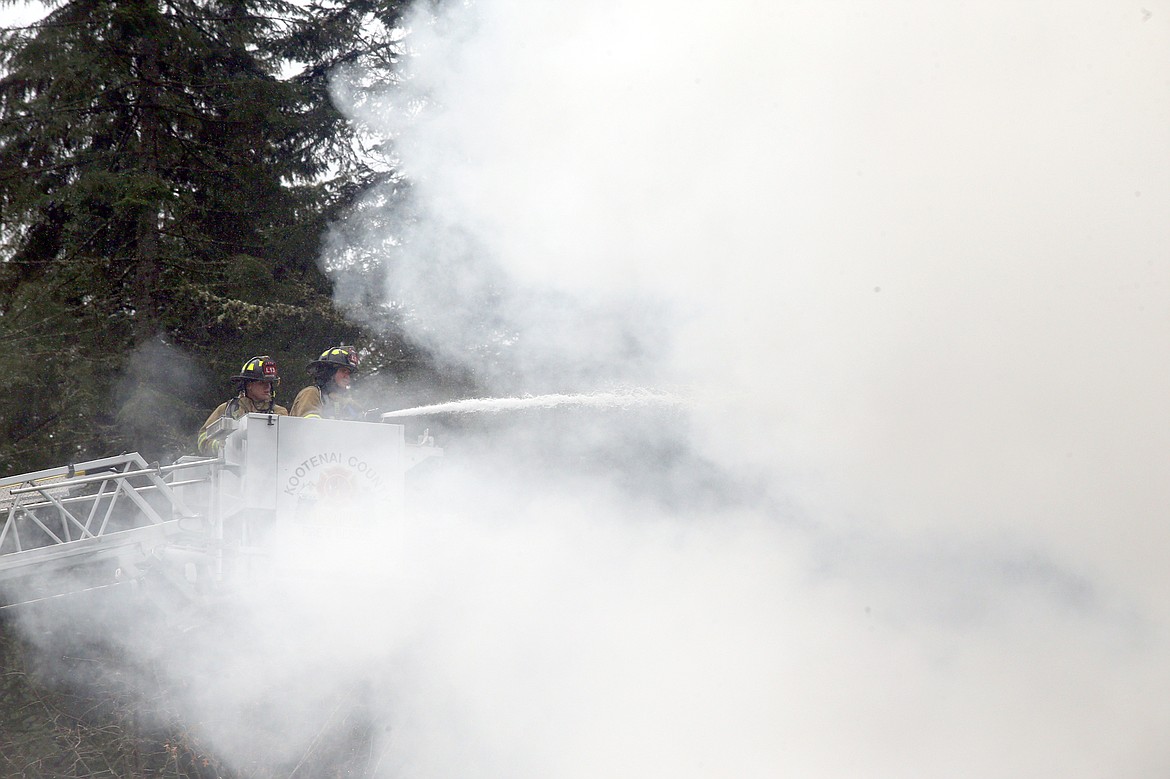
[{"left": 0, "top": 415, "right": 441, "bottom": 611}]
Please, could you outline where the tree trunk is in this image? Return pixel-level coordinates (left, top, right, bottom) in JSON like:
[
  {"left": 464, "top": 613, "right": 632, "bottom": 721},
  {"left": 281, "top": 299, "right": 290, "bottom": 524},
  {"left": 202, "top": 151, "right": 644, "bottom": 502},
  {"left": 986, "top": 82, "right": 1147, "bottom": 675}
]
[{"left": 135, "top": 33, "right": 161, "bottom": 340}]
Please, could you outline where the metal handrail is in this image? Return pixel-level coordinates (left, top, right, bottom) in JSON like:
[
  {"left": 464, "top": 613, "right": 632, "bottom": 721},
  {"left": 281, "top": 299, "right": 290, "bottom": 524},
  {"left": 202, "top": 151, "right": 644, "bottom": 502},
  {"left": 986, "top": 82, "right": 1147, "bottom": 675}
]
[{"left": 7, "top": 457, "right": 219, "bottom": 496}]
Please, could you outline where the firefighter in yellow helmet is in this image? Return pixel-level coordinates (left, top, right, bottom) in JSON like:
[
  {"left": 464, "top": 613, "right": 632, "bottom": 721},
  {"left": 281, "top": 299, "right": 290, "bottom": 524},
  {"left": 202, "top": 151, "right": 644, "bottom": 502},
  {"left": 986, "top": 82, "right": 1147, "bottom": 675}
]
[
  {"left": 290, "top": 345, "right": 363, "bottom": 420},
  {"left": 197, "top": 355, "right": 289, "bottom": 455}
]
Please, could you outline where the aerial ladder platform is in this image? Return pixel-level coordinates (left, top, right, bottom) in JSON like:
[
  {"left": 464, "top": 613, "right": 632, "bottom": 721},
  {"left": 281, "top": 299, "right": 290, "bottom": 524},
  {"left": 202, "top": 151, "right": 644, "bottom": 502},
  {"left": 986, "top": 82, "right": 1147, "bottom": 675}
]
[{"left": 0, "top": 414, "right": 440, "bottom": 610}]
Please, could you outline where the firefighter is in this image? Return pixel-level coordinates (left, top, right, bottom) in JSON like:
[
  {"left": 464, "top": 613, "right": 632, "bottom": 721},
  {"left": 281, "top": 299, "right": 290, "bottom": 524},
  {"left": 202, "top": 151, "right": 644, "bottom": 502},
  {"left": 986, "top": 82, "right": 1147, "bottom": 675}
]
[
  {"left": 290, "top": 345, "right": 363, "bottom": 420},
  {"left": 197, "top": 355, "right": 289, "bottom": 455}
]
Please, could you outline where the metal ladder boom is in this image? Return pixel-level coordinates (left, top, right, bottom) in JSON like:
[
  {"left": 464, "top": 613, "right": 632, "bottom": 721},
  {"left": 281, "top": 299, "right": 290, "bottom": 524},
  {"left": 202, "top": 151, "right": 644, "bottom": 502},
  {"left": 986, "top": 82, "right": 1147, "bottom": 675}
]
[{"left": 0, "top": 453, "right": 216, "bottom": 597}]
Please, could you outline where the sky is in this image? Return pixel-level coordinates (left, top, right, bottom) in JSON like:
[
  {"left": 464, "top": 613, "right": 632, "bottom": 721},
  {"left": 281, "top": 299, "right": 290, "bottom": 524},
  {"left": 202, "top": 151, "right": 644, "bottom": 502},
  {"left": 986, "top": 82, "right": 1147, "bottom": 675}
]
[
  {"left": 0, "top": 1, "right": 45, "bottom": 27},
  {"left": 6, "top": 0, "right": 1170, "bottom": 776}
]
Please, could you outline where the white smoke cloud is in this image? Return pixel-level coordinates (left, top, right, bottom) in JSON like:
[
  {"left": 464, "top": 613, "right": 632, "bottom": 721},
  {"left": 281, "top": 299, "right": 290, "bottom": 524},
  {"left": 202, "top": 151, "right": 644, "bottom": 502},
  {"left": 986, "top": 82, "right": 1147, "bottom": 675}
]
[
  {"left": 2, "top": 0, "right": 1146, "bottom": 776},
  {"left": 323, "top": 0, "right": 1170, "bottom": 774},
  {"left": 320, "top": 0, "right": 1170, "bottom": 776}
]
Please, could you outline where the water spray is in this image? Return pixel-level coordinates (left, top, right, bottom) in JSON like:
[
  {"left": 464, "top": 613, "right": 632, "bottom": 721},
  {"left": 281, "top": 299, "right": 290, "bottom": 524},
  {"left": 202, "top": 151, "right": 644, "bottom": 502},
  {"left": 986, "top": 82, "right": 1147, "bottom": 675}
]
[{"left": 380, "top": 389, "right": 688, "bottom": 420}]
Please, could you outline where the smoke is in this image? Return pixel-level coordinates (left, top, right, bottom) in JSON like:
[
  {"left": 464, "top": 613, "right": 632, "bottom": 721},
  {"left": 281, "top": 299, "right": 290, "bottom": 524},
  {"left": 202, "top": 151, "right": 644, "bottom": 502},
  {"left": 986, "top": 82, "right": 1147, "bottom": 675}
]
[
  {"left": 319, "top": 1, "right": 1170, "bottom": 776},
  {"left": 6, "top": 1, "right": 1170, "bottom": 777}
]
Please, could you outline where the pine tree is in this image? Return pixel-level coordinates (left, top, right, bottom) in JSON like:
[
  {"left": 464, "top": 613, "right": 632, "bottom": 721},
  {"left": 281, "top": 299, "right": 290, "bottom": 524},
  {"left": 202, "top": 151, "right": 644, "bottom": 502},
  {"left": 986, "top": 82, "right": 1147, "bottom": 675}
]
[{"left": 0, "top": 0, "right": 411, "bottom": 471}]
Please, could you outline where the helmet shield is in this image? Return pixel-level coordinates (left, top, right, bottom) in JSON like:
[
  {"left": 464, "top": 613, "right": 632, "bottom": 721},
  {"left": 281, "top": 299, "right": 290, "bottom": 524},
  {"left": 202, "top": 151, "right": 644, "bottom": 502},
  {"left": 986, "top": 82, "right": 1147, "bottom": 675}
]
[{"left": 234, "top": 355, "right": 280, "bottom": 386}]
